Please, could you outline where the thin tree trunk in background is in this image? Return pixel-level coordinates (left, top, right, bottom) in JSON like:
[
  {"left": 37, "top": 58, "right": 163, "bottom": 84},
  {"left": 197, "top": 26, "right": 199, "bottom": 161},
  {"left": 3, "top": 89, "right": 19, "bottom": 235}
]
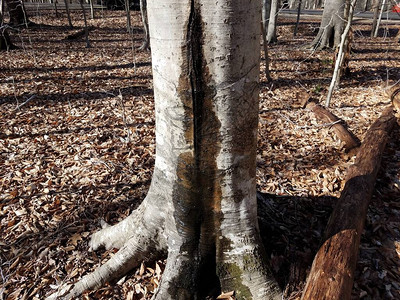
[
  {"left": 306, "top": 101, "right": 360, "bottom": 151},
  {"left": 326, "top": 0, "right": 356, "bottom": 107},
  {"left": 371, "top": 0, "right": 380, "bottom": 36},
  {"left": 125, "top": 0, "right": 131, "bottom": 33},
  {"left": 139, "top": 0, "right": 149, "bottom": 50},
  {"left": 0, "top": 0, "right": 12, "bottom": 50},
  {"left": 89, "top": 0, "right": 94, "bottom": 19},
  {"left": 374, "top": 0, "right": 385, "bottom": 37},
  {"left": 79, "top": 0, "right": 90, "bottom": 48},
  {"left": 261, "top": 22, "right": 272, "bottom": 82},
  {"left": 310, "top": 0, "right": 345, "bottom": 49},
  {"left": 267, "top": 0, "right": 279, "bottom": 43},
  {"left": 301, "top": 105, "right": 396, "bottom": 300},
  {"left": 64, "top": 0, "right": 73, "bottom": 28},
  {"left": 52, "top": 0, "right": 59, "bottom": 18},
  {"left": 294, "top": 0, "right": 302, "bottom": 36}
]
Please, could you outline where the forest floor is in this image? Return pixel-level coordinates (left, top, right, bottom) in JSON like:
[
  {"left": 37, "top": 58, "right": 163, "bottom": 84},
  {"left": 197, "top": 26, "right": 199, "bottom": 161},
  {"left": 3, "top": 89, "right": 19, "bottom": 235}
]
[{"left": 1, "top": 9, "right": 400, "bottom": 300}]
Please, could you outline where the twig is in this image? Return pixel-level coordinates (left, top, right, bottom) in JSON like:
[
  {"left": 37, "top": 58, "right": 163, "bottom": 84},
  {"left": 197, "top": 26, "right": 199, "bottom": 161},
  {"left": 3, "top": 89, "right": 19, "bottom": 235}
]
[{"left": 14, "top": 95, "right": 36, "bottom": 111}]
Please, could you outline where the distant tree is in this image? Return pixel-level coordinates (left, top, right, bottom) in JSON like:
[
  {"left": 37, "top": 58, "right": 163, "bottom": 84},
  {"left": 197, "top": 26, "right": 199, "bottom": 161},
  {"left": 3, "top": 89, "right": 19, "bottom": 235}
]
[
  {"left": 4, "top": 0, "right": 30, "bottom": 27},
  {"left": 138, "top": 0, "right": 149, "bottom": 50},
  {"left": 267, "top": 0, "right": 279, "bottom": 43},
  {"left": 310, "top": 0, "right": 346, "bottom": 49},
  {"left": 0, "top": 0, "right": 14, "bottom": 50}
]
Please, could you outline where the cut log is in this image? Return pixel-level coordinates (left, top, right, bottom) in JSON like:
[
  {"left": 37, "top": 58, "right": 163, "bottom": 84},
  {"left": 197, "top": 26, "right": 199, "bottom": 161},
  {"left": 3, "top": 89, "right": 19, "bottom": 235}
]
[
  {"left": 306, "top": 101, "right": 360, "bottom": 152},
  {"left": 301, "top": 105, "right": 397, "bottom": 300}
]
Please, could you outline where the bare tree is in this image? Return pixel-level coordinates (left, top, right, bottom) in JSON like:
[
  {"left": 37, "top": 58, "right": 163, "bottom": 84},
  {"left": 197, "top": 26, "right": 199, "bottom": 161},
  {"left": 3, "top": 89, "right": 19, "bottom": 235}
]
[
  {"left": 310, "top": 0, "right": 346, "bottom": 49},
  {"left": 138, "top": 0, "right": 149, "bottom": 50},
  {"left": 267, "top": 0, "right": 279, "bottom": 43},
  {"left": 47, "top": 0, "right": 282, "bottom": 299},
  {"left": 0, "top": 0, "right": 14, "bottom": 50}
]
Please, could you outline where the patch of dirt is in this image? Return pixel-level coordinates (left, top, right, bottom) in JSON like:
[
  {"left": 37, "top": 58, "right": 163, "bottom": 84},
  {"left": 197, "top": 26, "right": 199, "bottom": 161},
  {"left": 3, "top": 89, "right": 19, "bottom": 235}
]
[{"left": 0, "top": 9, "right": 399, "bottom": 300}]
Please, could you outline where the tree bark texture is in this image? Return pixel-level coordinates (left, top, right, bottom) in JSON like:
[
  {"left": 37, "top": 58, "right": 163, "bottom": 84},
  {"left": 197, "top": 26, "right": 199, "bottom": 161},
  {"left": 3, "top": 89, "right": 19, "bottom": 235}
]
[
  {"left": 301, "top": 105, "right": 397, "bottom": 300},
  {"left": 47, "top": 0, "right": 282, "bottom": 299},
  {"left": 306, "top": 101, "right": 360, "bottom": 152},
  {"left": 311, "top": 0, "right": 346, "bottom": 49},
  {"left": 267, "top": 0, "right": 279, "bottom": 43},
  {"left": 4, "top": 0, "right": 29, "bottom": 26}
]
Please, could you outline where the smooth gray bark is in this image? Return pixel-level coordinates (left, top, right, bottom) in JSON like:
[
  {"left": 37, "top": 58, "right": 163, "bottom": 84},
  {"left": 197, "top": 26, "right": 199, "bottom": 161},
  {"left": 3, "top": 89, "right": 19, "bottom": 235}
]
[
  {"left": 139, "top": 0, "right": 149, "bottom": 50},
  {"left": 47, "top": 0, "right": 282, "bottom": 299},
  {"left": 311, "top": 0, "right": 346, "bottom": 49},
  {"left": 125, "top": 0, "right": 131, "bottom": 33},
  {"left": 326, "top": 0, "right": 357, "bottom": 107},
  {"left": 267, "top": 0, "right": 279, "bottom": 43}
]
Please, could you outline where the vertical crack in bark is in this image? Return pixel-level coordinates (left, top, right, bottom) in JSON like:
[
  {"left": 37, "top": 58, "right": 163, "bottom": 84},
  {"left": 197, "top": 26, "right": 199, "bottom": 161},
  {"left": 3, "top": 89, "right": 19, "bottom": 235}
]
[{"left": 187, "top": 0, "right": 204, "bottom": 163}]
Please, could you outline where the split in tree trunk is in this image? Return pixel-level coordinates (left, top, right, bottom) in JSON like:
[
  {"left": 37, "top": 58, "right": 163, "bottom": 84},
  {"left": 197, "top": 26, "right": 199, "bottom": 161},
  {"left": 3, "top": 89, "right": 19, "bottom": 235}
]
[
  {"left": 305, "top": 100, "right": 360, "bottom": 152},
  {"left": 47, "top": 0, "right": 282, "bottom": 299},
  {"left": 301, "top": 104, "right": 397, "bottom": 300}
]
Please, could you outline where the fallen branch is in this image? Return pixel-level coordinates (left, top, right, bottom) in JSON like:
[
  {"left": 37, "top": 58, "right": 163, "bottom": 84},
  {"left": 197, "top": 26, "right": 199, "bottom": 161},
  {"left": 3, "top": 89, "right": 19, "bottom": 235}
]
[
  {"left": 301, "top": 104, "right": 397, "bottom": 300},
  {"left": 306, "top": 101, "right": 360, "bottom": 152}
]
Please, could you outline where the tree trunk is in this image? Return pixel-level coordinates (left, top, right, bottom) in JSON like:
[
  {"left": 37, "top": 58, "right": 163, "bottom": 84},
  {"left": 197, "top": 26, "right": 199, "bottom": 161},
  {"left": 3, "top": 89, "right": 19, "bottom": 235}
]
[
  {"left": 294, "top": 0, "right": 302, "bottom": 36},
  {"left": 325, "top": 0, "right": 356, "bottom": 106},
  {"left": 262, "top": 0, "right": 271, "bottom": 36},
  {"left": 64, "top": 0, "right": 73, "bottom": 28},
  {"left": 373, "top": 0, "right": 385, "bottom": 37},
  {"left": 138, "top": 0, "right": 149, "bottom": 50},
  {"left": 310, "top": 0, "right": 345, "bottom": 49},
  {"left": 261, "top": 22, "right": 272, "bottom": 82},
  {"left": 4, "top": 0, "right": 29, "bottom": 26},
  {"left": 371, "top": 0, "right": 380, "bottom": 37},
  {"left": 47, "top": 0, "right": 282, "bottom": 299},
  {"left": 89, "top": 0, "right": 94, "bottom": 19},
  {"left": 125, "top": 0, "right": 131, "bottom": 33},
  {"left": 0, "top": 0, "right": 15, "bottom": 50},
  {"left": 267, "top": 0, "right": 279, "bottom": 43},
  {"left": 302, "top": 105, "right": 397, "bottom": 300}
]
